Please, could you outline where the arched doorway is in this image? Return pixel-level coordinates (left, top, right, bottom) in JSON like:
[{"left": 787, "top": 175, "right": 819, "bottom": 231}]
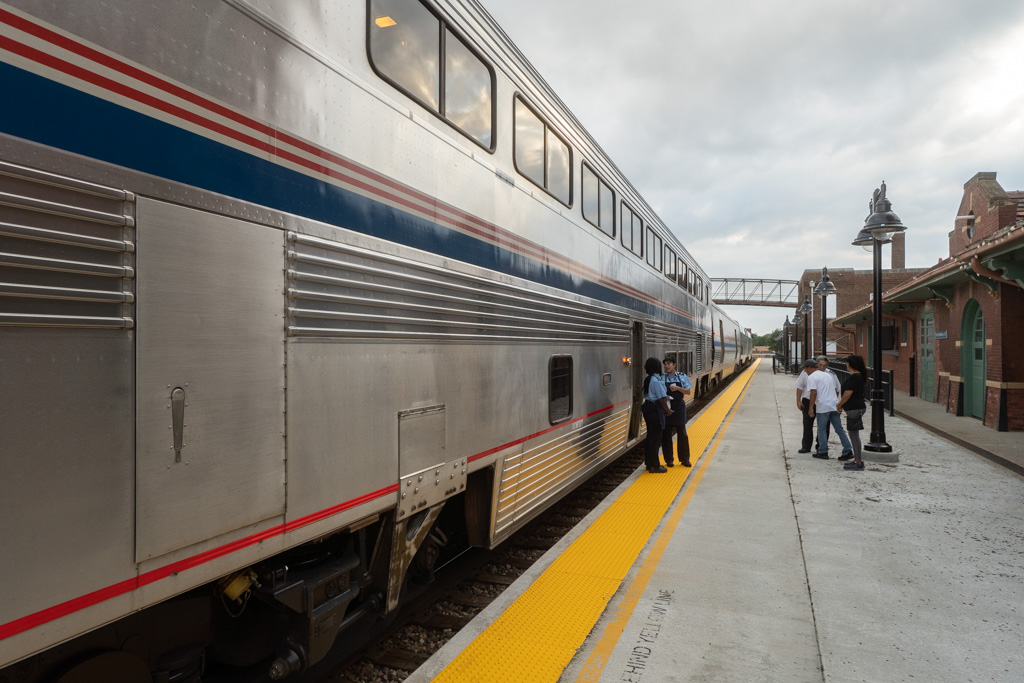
[{"left": 961, "top": 300, "right": 986, "bottom": 419}]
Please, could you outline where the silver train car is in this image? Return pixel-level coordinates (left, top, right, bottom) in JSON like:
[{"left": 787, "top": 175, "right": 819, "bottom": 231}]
[{"left": 0, "top": 0, "right": 751, "bottom": 679}]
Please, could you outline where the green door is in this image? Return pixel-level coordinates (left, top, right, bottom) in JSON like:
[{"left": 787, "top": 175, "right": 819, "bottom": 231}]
[
  {"left": 962, "top": 301, "right": 986, "bottom": 419},
  {"left": 919, "top": 313, "right": 935, "bottom": 402}
]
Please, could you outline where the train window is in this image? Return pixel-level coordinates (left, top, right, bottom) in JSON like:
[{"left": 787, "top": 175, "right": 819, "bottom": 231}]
[
  {"left": 665, "top": 247, "right": 677, "bottom": 280},
  {"left": 678, "top": 260, "right": 687, "bottom": 288},
  {"left": 547, "top": 130, "right": 571, "bottom": 203},
  {"left": 646, "top": 230, "right": 662, "bottom": 270},
  {"left": 582, "top": 163, "right": 615, "bottom": 237},
  {"left": 514, "top": 96, "right": 572, "bottom": 206},
  {"left": 369, "top": 0, "right": 495, "bottom": 151},
  {"left": 620, "top": 202, "right": 643, "bottom": 256},
  {"left": 514, "top": 98, "right": 545, "bottom": 186},
  {"left": 445, "top": 29, "right": 493, "bottom": 147},
  {"left": 549, "top": 355, "right": 573, "bottom": 424},
  {"left": 599, "top": 179, "right": 614, "bottom": 235}
]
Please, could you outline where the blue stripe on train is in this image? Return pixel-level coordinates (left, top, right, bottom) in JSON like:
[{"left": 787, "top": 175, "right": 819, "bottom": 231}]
[{"left": 0, "top": 61, "right": 699, "bottom": 330}]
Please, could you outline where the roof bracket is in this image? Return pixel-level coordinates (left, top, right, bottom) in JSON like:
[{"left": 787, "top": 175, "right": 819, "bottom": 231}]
[
  {"left": 927, "top": 286, "right": 953, "bottom": 305},
  {"left": 962, "top": 269, "right": 999, "bottom": 297},
  {"left": 983, "top": 257, "right": 1024, "bottom": 289}
]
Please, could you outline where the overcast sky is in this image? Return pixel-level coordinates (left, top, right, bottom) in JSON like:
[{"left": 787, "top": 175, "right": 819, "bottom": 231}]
[{"left": 482, "top": 0, "right": 1024, "bottom": 335}]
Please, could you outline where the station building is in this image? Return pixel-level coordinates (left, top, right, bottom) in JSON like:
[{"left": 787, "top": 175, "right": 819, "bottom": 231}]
[{"left": 832, "top": 172, "right": 1024, "bottom": 431}]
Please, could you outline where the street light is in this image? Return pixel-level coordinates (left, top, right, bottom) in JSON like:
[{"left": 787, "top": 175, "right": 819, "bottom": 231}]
[
  {"left": 852, "top": 181, "right": 906, "bottom": 456},
  {"left": 808, "top": 280, "right": 816, "bottom": 361},
  {"left": 792, "top": 311, "right": 803, "bottom": 366},
  {"left": 783, "top": 314, "right": 791, "bottom": 373},
  {"left": 814, "top": 267, "right": 837, "bottom": 357},
  {"left": 797, "top": 295, "right": 813, "bottom": 368}
]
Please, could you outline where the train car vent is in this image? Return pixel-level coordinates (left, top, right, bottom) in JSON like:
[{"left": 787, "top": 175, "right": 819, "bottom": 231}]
[{"left": 0, "top": 160, "right": 135, "bottom": 329}]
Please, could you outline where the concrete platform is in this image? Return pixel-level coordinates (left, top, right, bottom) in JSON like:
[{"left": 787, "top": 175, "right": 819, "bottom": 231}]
[{"left": 412, "top": 362, "right": 1024, "bottom": 683}]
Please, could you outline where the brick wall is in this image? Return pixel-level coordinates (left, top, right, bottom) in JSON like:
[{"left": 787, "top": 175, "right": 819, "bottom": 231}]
[{"left": 1008, "top": 388, "right": 1024, "bottom": 431}]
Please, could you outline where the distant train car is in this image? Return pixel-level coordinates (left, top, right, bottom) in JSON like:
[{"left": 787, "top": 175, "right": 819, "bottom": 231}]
[{"left": 0, "top": 0, "right": 750, "bottom": 679}]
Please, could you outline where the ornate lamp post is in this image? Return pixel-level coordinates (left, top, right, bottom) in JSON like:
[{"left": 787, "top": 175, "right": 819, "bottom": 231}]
[
  {"left": 792, "top": 311, "right": 804, "bottom": 366},
  {"left": 783, "top": 315, "right": 791, "bottom": 373},
  {"left": 852, "top": 181, "right": 906, "bottom": 457},
  {"left": 797, "top": 296, "right": 813, "bottom": 367},
  {"left": 814, "top": 267, "right": 837, "bottom": 357},
  {"left": 808, "top": 280, "right": 815, "bottom": 358}
]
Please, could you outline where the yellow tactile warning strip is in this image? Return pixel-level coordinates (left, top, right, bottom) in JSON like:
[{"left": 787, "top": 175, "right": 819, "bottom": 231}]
[
  {"left": 430, "top": 359, "right": 761, "bottom": 683},
  {"left": 574, "top": 365, "right": 756, "bottom": 682}
]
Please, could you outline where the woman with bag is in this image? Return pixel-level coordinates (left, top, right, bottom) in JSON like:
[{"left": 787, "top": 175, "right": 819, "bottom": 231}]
[{"left": 837, "top": 354, "right": 868, "bottom": 470}]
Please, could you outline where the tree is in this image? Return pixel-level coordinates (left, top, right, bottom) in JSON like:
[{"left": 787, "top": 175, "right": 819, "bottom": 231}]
[{"left": 752, "top": 330, "right": 781, "bottom": 351}]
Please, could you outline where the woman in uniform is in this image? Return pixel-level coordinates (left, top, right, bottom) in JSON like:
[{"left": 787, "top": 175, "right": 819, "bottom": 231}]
[
  {"left": 661, "top": 356, "right": 694, "bottom": 467},
  {"left": 641, "top": 357, "right": 673, "bottom": 473}
]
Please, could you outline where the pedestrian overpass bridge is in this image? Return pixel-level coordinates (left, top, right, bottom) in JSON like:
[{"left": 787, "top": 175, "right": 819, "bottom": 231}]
[{"left": 710, "top": 278, "right": 801, "bottom": 307}]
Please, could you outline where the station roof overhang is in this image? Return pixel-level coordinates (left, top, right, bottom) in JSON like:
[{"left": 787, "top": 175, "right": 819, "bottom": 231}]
[{"left": 835, "top": 224, "right": 1024, "bottom": 325}]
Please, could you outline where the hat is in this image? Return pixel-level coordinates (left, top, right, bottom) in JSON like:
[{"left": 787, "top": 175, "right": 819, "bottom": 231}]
[{"left": 803, "top": 359, "right": 817, "bottom": 368}]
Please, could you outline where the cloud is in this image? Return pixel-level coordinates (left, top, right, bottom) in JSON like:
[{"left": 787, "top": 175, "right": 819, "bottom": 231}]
[{"left": 482, "top": 0, "right": 1024, "bottom": 332}]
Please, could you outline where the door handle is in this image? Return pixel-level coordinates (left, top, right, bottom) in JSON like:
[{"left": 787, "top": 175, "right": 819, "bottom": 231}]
[{"left": 171, "top": 387, "right": 185, "bottom": 462}]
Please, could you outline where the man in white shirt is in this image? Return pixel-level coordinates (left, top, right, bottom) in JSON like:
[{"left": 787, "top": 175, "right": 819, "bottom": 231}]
[
  {"left": 815, "top": 356, "right": 840, "bottom": 449},
  {"left": 817, "top": 356, "right": 841, "bottom": 395},
  {"left": 794, "top": 360, "right": 817, "bottom": 453},
  {"left": 808, "top": 367, "right": 853, "bottom": 460}
]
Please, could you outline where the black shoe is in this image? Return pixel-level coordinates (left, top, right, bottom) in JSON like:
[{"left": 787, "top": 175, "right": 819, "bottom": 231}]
[
  {"left": 798, "top": 448, "right": 811, "bottom": 454},
  {"left": 844, "top": 460, "right": 865, "bottom": 470},
  {"left": 812, "top": 452, "right": 829, "bottom": 459},
  {"left": 681, "top": 461, "right": 693, "bottom": 467},
  {"left": 648, "top": 465, "right": 668, "bottom": 473},
  {"left": 665, "top": 461, "right": 675, "bottom": 467},
  {"left": 838, "top": 452, "right": 854, "bottom": 461}
]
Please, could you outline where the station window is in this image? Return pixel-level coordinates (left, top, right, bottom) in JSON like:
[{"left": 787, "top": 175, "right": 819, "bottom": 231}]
[
  {"left": 620, "top": 202, "right": 643, "bottom": 256},
  {"left": 514, "top": 96, "right": 572, "bottom": 206},
  {"left": 646, "top": 230, "right": 663, "bottom": 271},
  {"left": 368, "top": 0, "right": 494, "bottom": 150},
  {"left": 664, "top": 247, "right": 677, "bottom": 280},
  {"left": 549, "top": 355, "right": 573, "bottom": 424},
  {"left": 582, "top": 163, "right": 615, "bottom": 237}
]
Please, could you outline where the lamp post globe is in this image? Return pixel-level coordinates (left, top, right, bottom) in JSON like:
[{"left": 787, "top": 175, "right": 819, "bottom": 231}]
[{"left": 853, "top": 182, "right": 906, "bottom": 457}]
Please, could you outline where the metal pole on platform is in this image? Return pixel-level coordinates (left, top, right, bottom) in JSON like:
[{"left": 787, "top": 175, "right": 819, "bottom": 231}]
[
  {"left": 808, "top": 280, "right": 815, "bottom": 357},
  {"left": 815, "top": 269, "right": 836, "bottom": 358},
  {"left": 798, "top": 296, "right": 812, "bottom": 368},
  {"left": 853, "top": 181, "right": 906, "bottom": 460},
  {"left": 792, "top": 311, "right": 803, "bottom": 366},
  {"left": 783, "top": 315, "right": 791, "bottom": 373}
]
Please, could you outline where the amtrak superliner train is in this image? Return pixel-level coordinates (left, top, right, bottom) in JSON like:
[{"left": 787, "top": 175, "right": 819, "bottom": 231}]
[{"left": 0, "top": 0, "right": 751, "bottom": 679}]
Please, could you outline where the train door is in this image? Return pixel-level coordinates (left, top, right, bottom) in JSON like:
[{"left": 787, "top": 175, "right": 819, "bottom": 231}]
[
  {"left": 718, "top": 320, "right": 725, "bottom": 367},
  {"left": 919, "top": 312, "right": 935, "bottom": 402},
  {"left": 134, "top": 199, "right": 286, "bottom": 562},
  {"left": 628, "top": 321, "right": 644, "bottom": 440}
]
